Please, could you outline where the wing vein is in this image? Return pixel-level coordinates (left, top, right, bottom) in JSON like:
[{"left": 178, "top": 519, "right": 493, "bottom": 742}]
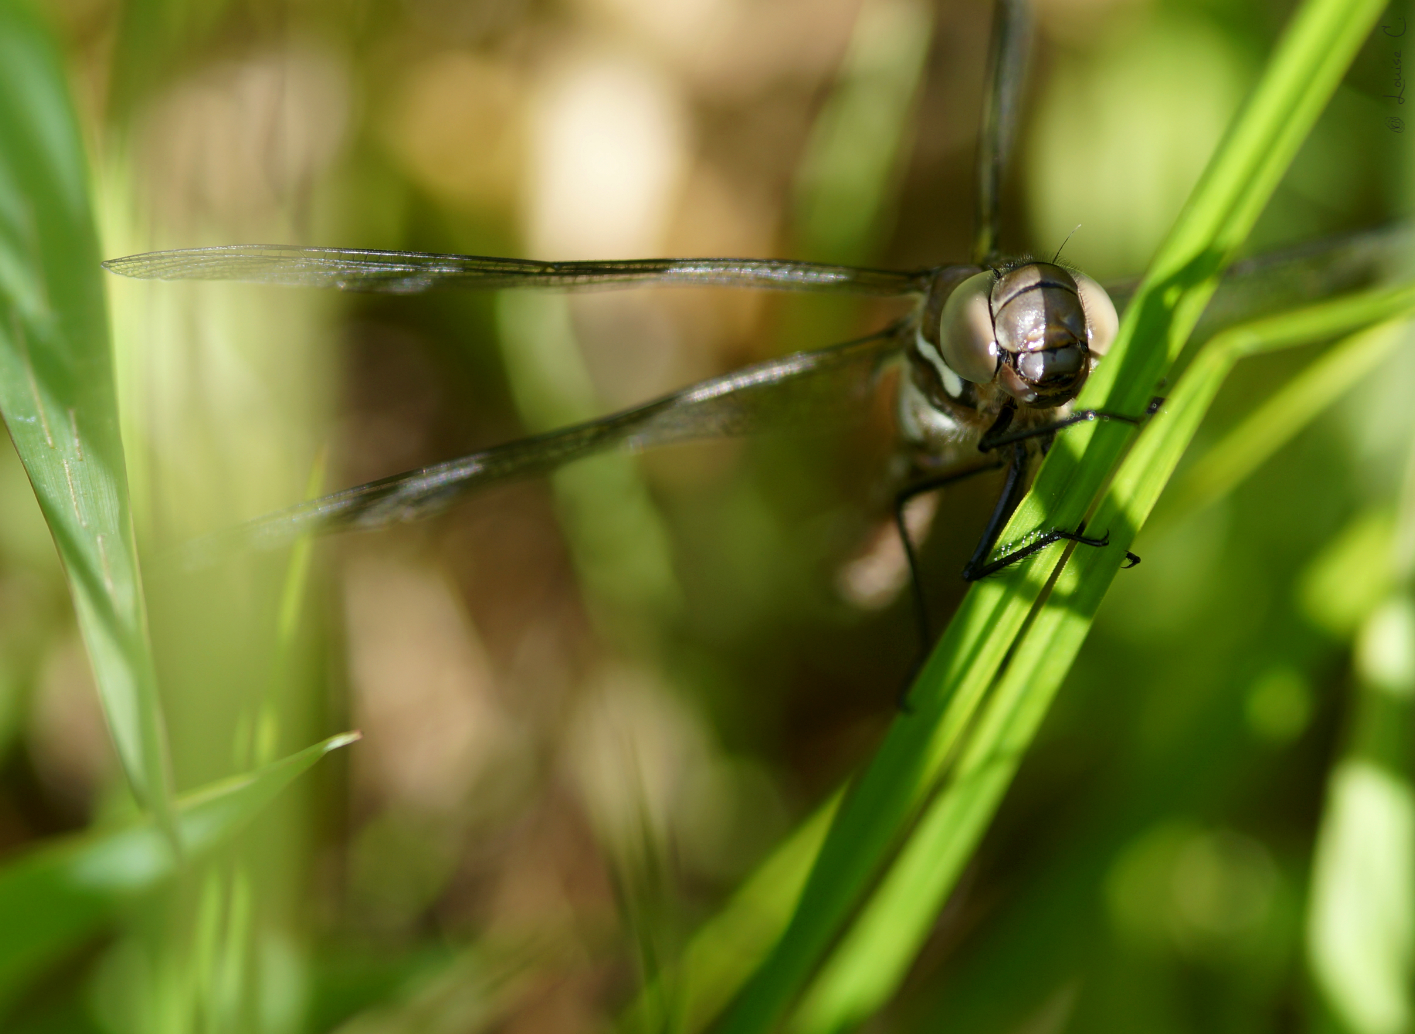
[
  {"left": 170, "top": 326, "right": 906, "bottom": 569},
  {"left": 104, "top": 245, "right": 934, "bottom": 296}
]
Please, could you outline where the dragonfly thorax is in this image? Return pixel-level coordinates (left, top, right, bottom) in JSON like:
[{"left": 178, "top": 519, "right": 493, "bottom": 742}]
[{"left": 927, "top": 260, "right": 1119, "bottom": 410}]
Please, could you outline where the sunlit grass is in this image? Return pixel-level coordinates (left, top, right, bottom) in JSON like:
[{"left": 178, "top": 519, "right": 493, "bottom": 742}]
[
  {"left": 0, "top": 2, "right": 357, "bottom": 1026},
  {"left": 0, "top": 0, "right": 174, "bottom": 839},
  {"left": 0, "top": 0, "right": 1410, "bottom": 1029},
  {"left": 715, "top": 2, "right": 1395, "bottom": 1031}
]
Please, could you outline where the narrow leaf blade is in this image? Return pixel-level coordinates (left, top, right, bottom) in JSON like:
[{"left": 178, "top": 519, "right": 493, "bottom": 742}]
[
  {"left": 0, "top": 731, "right": 358, "bottom": 1005},
  {"left": 0, "top": 0, "right": 173, "bottom": 828}
]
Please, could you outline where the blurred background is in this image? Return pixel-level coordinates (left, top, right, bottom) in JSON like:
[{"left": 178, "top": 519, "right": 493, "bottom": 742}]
[{"left": 0, "top": 0, "right": 1411, "bottom": 1030}]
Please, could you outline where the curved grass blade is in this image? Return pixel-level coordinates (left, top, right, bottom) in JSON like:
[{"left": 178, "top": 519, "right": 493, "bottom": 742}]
[
  {"left": 1164, "top": 322, "right": 1406, "bottom": 519},
  {"left": 0, "top": 730, "right": 358, "bottom": 1009},
  {"left": 788, "top": 286, "right": 1415, "bottom": 1034},
  {"left": 715, "top": 3, "right": 1388, "bottom": 1031},
  {"left": 616, "top": 795, "right": 841, "bottom": 1034},
  {"left": 0, "top": 0, "right": 175, "bottom": 832}
]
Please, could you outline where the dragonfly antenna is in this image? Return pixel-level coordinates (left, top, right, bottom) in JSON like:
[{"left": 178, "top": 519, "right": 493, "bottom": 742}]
[{"left": 1053, "top": 225, "right": 1081, "bottom": 264}]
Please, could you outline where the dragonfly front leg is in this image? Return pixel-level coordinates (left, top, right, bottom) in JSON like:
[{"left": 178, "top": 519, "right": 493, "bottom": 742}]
[
  {"left": 961, "top": 432, "right": 1141, "bottom": 582},
  {"left": 894, "top": 459, "right": 1008, "bottom": 664},
  {"left": 977, "top": 395, "right": 1164, "bottom": 453},
  {"left": 960, "top": 440, "right": 1033, "bottom": 582},
  {"left": 967, "top": 524, "right": 1141, "bottom": 580}
]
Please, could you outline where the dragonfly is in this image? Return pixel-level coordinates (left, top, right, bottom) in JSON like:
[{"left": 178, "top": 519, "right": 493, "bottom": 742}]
[{"left": 103, "top": 0, "right": 1410, "bottom": 650}]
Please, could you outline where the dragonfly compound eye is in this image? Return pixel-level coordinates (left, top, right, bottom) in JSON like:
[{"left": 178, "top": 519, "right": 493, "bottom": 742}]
[
  {"left": 936, "top": 270, "right": 1000, "bottom": 383},
  {"left": 1073, "top": 272, "right": 1119, "bottom": 357},
  {"left": 990, "top": 261, "right": 1093, "bottom": 406},
  {"left": 1016, "top": 344, "right": 1088, "bottom": 397}
]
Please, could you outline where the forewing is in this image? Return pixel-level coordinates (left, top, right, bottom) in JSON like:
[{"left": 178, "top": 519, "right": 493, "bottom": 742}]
[
  {"left": 104, "top": 245, "right": 928, "bottom": 296},
  {"left": 173, "top": 327, "right": 906, "bottom": 568}
]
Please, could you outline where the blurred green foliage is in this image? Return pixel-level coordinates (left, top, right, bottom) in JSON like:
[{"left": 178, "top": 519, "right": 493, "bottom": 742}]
[{"left": 0, "top": 0, "right": 1407, "bottom": 1031}]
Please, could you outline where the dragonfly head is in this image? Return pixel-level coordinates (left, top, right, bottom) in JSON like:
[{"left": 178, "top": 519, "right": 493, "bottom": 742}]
[{"left": 935, "top": 261, "right": 1118, "bottom": 409}]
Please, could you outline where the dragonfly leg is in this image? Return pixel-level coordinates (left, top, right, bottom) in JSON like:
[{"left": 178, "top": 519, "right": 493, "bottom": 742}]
[
  {"left": 960, "top": 441, "right": 1033, "bottom": 582},
  {"left": 898, "top": 442, "right": 1031, "bottom": 710},
  {"left": 965, "top": 512, "right": 1143, "bottom": 579},
  {"left": 894, "top": 459, "right": 1008, "bottom": 681},
  {"left": 965, "top": 523, "right": 1112, "bottom": 580},
  {"left": 978, "top": 397, "right": 1163, "bottom": 453}
]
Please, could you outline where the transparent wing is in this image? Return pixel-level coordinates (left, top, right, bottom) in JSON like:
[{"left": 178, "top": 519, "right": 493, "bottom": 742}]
[
  {"left": 1105, "top": 221, "right": 1415, "bottom": 328},
  {"left": 103, "top": 245, "right": 929, "bottom": 296},
  {"left": 1200, "top": 221, "right": 1415, "bottom": 333},
  {"left": 172, "top": 326, "right": 906, "bottom": 569}
]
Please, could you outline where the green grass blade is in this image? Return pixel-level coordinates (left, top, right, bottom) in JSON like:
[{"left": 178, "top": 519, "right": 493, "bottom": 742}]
[
  {"left": 1166, "top": 323, "right": 1406, "bottom": 519},
  {"left": 617, "top": 794, "right": 841, "bottom": 1034},
  {"left": 790, "top": 287, "right": 1415, "bottom": 1034},
  {"left": 0, "top": 0, "right": 175, "bottom": 831},
  {"left": 792, "top": 0, "right": 934, "bottom": 265},
  {"left": 1305, "top": 432, "right": 1415, "bottom": 1033},
  {"left": 1308, "top": 754, "right": 1415, "bottom": 1034},
  {"left": 716, "top": 3, "right": 1385, "bottom": 1031},
  {"left": 1004, "top": 0, "right": 1388, "bottom": 572},
  {"left": 1307, "top": 595, "right": 1415, "bottom": 1034},
  {"left": 0, "top": 730, "right": 358, "bottom": 1009},
  {"left": 106, "top": 0, "right": 232, "bottom": 121},
  {"left": 244, "top": 447, "right": 328, "bottom": 769},
  {"left": 496, "top": 291, "right": 681, "bottom": 645}
]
